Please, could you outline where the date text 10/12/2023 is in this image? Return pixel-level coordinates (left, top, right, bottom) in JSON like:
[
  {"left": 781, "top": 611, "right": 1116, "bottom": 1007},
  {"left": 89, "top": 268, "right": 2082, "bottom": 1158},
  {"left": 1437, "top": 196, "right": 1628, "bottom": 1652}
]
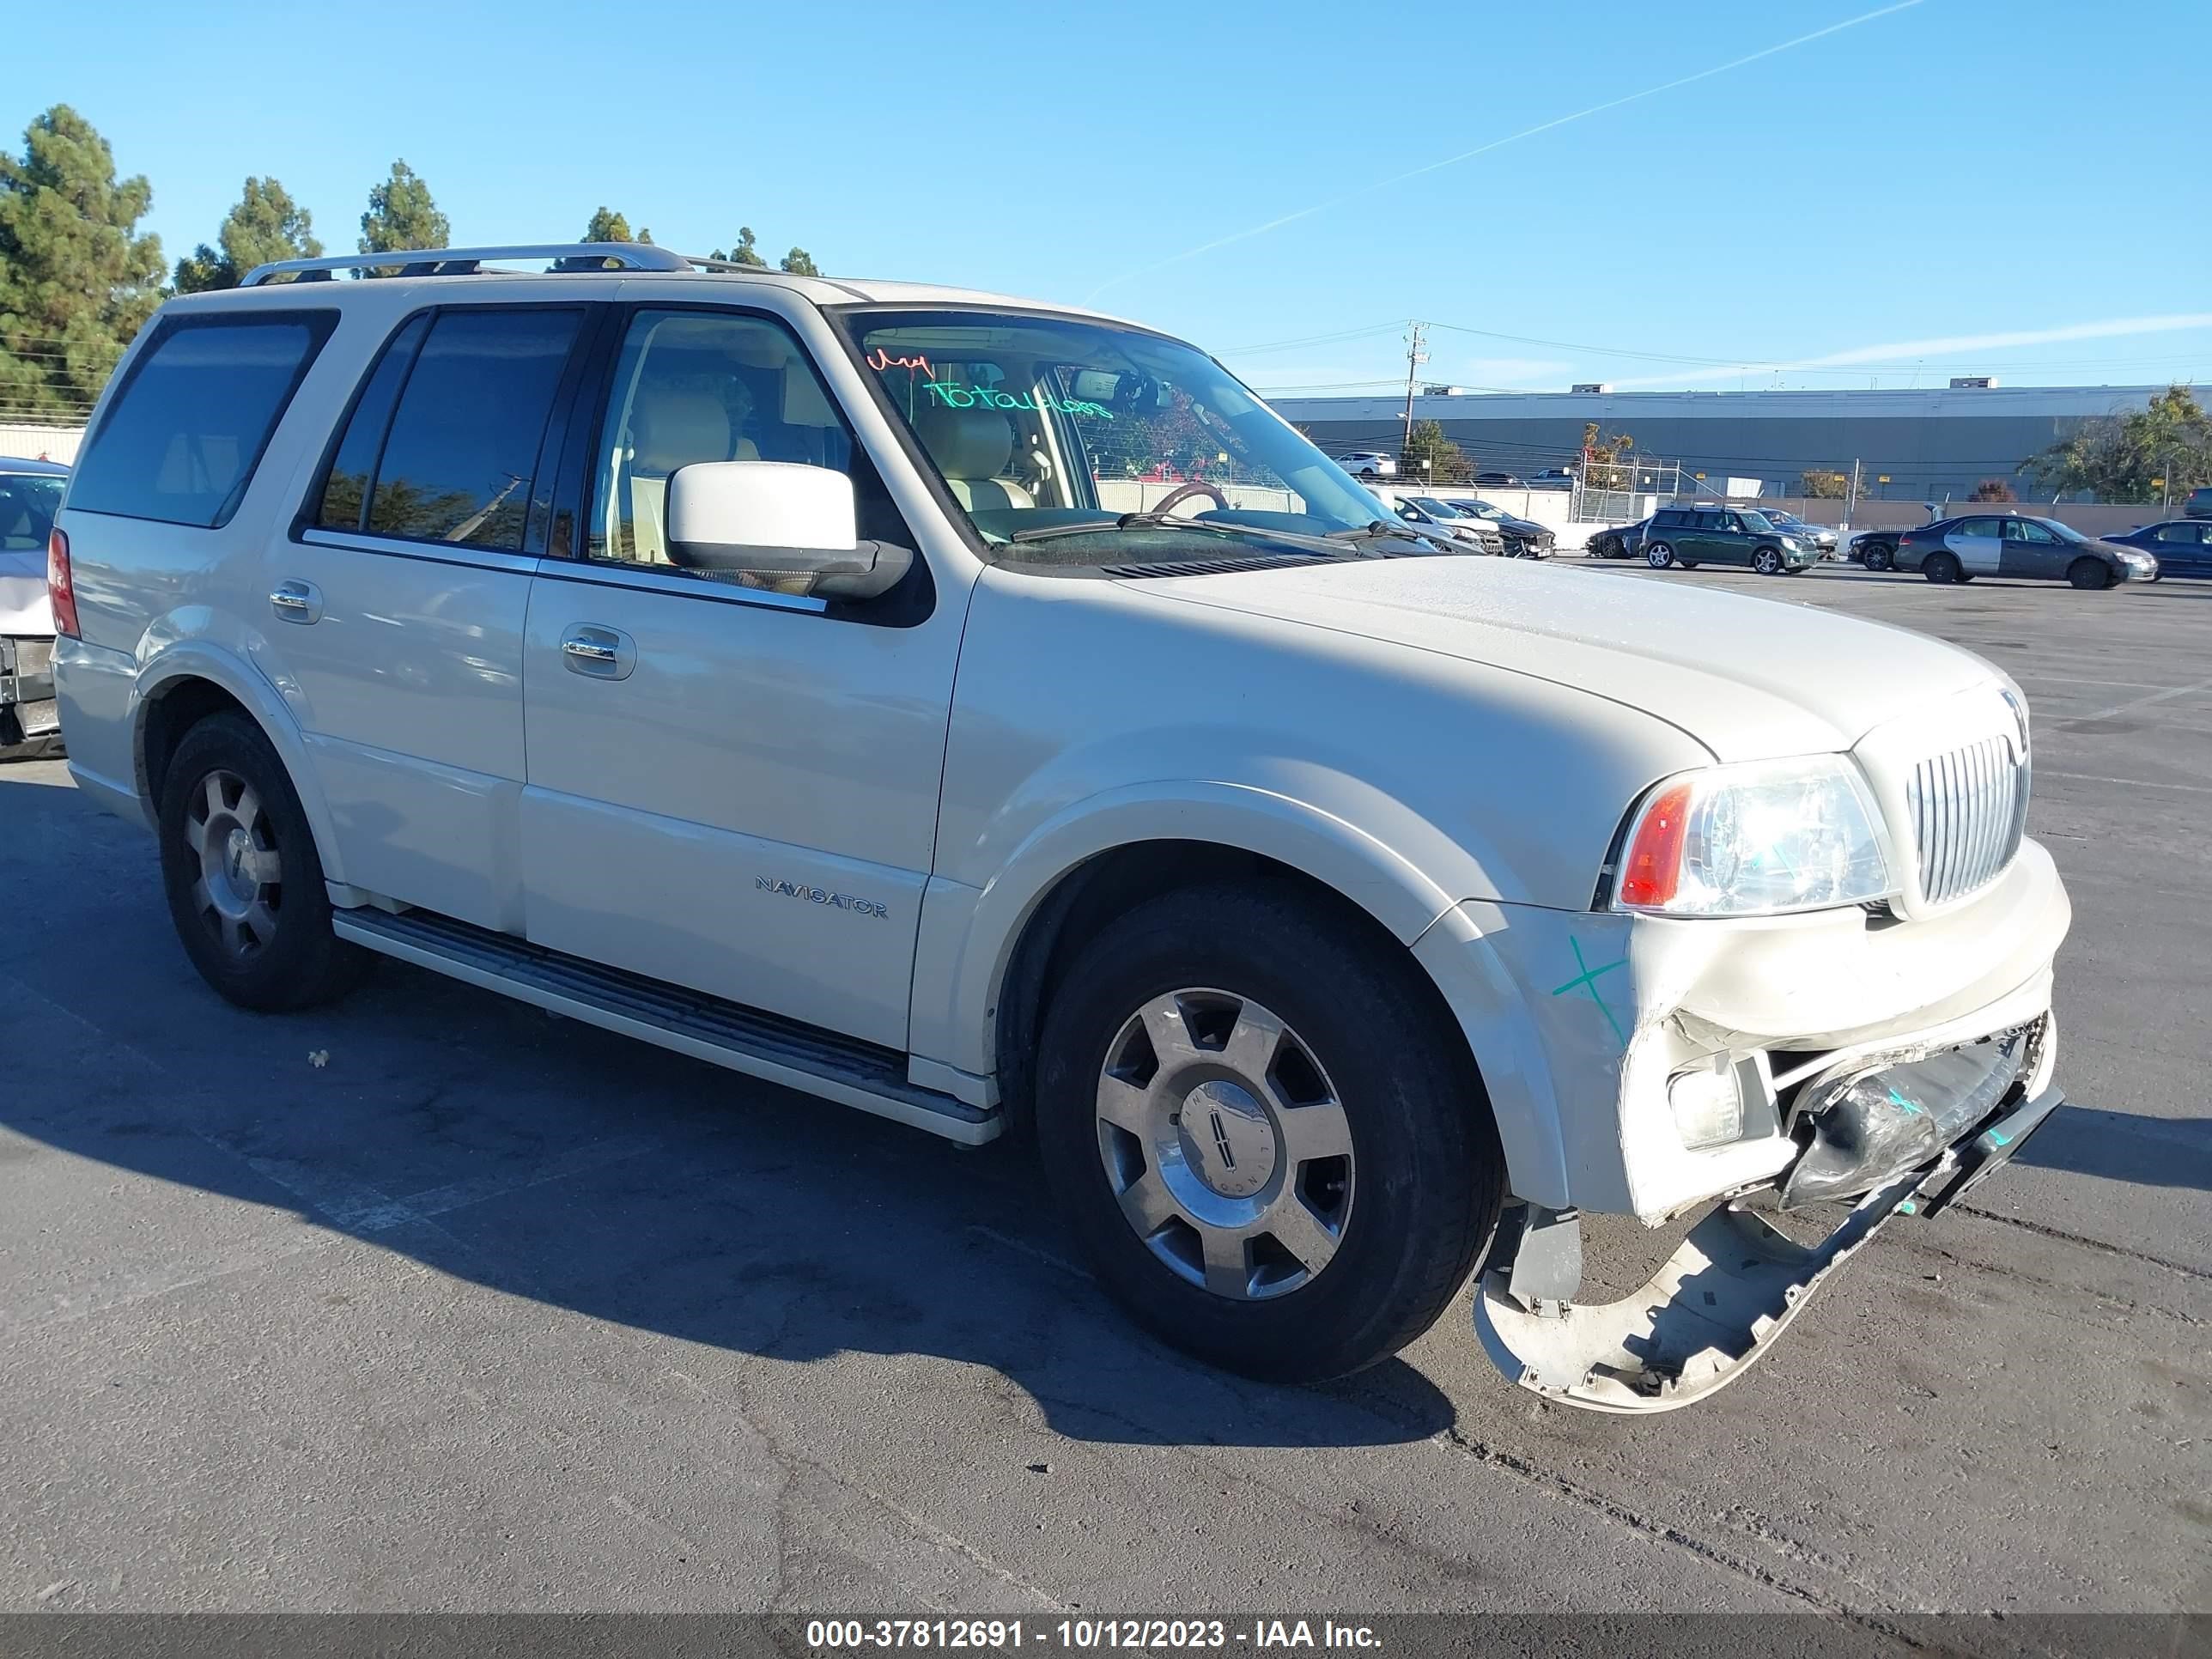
[{"left": 804, "top": 1619, "right": 1383, "bottom": 1650}]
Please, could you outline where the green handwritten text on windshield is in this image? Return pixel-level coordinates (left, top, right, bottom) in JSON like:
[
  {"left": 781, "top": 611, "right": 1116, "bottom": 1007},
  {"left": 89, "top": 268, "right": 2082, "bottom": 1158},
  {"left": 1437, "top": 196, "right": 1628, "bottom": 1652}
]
[{"left": 924, "top": 381, "right": 1114, "bottom": 421}]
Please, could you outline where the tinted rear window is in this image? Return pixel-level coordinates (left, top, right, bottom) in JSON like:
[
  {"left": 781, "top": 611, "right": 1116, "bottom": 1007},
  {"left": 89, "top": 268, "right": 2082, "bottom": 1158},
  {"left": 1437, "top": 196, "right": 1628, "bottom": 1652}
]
[
  {"left": 320, "top": 307, "right": 582, "bottom": 550},
  {"left": 69, "top": 313, "right": 335, "bottom": 527}
]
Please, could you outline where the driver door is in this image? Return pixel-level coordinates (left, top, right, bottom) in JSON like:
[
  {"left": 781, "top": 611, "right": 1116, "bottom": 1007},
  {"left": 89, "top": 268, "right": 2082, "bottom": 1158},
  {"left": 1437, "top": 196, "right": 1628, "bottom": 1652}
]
[
  {"left": 517, "top": 303, "right": 963, "bottom": 1049},
  {"left": 1999, "top": 517, "right": 2065, "bottom": 578}
]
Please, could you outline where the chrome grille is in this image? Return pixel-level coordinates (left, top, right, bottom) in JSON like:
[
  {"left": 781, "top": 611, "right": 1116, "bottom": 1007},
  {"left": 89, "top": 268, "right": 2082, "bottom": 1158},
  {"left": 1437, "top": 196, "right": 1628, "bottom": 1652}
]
[{"left": 1906, "top": 734, "right": 2029, "bottom": 904}]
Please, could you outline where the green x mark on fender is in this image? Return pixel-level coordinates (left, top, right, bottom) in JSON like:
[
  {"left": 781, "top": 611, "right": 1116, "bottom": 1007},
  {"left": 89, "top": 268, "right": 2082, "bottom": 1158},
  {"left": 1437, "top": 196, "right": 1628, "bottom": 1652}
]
[{"left": 1553, "top": 935, "right": 1630, "bottom": 1048}]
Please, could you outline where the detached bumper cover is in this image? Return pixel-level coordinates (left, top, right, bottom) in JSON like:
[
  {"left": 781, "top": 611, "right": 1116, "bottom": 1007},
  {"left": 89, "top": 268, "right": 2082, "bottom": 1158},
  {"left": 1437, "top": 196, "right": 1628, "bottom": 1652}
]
[{"left": 1474, "top": 1071, "right": 2063, "bottom": 1414}]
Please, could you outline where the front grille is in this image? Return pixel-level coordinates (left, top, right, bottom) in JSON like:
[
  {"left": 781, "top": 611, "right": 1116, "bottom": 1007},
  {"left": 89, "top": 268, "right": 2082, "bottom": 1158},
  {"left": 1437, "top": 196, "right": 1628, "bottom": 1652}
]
[{"left": 1906, "top": 735, "right": 2029, "bottom": 904}]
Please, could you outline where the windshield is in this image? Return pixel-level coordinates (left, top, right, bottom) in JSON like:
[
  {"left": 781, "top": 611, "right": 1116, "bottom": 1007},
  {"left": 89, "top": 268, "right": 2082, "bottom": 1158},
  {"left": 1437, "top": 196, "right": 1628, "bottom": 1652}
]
[
  {"left": 2047, "top": 519, "right": 2096, "bottom": 546},
  {"left": 1408, "top": 496, "right": 1464, "bottom": 518},
  {"left": 0, "top": 473, "right": 64, "bottom": 552},
  {"left": 1463, "top": 500, "right": 1506, "bottom": 520},
  {"left": 847, "top": 309, "right": 1405, "bottom": 564},
  {"left": 1737, "top": 510, "right": 1780, "bottom": 533}
]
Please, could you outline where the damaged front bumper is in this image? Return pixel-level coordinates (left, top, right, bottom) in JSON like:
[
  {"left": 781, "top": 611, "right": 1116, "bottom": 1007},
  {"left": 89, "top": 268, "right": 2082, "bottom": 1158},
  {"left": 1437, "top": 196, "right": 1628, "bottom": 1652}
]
[
  {"left": 0, "top": 635, "right": 59, "bottom": 746},
  {"left": 1474, "top": 1018, "right": 2063, "bottom": 1413}
]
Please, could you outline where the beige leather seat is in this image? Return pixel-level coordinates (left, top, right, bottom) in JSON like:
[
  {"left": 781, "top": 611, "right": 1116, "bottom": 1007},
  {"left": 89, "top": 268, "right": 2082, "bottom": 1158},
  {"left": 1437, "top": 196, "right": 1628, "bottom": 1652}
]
[
  {"left": 912, "top": 398, "right": 1034, "bottom": 513},
  {"left": 623, "top": 388, "right": 757, "bottom": 563}
]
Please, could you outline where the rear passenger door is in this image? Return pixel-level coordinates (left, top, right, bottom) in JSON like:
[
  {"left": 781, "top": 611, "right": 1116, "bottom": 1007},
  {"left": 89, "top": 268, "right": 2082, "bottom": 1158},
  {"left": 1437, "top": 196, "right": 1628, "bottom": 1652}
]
[
  {"left": 515, "top": 303, "right": 961, "bottom": 1051},
  {"left": 1946, "top": 516, "right": 2005, "bottom": 574},
  {"left": 276, "top": 304, "right": 593, "bottom": 932}
]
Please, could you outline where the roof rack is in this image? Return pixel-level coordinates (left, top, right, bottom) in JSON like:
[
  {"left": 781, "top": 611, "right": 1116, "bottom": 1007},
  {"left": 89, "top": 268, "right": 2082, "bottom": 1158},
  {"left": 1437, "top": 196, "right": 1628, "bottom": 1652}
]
[{"left": 240, "top": 241, "right": 702, "bottom": 286}]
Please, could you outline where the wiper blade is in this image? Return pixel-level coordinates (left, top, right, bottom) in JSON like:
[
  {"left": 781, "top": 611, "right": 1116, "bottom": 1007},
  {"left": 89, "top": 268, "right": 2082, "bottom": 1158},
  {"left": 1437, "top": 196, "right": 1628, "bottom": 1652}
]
[{"left": 1006, "top": 514, "right": 1310, "bottom": 548}]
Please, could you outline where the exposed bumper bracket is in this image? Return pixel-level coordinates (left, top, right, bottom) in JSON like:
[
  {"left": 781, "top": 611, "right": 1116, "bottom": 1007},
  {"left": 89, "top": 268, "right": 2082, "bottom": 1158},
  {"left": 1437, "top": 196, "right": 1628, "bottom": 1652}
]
[{"left": 1474, "top": 1080, "right": 2064, "bottom": 1413}]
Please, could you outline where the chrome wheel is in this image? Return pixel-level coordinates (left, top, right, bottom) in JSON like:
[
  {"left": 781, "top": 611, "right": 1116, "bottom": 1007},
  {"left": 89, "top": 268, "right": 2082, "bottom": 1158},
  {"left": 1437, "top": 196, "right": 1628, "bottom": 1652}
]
[
  {"left": 1094, "top": 988, "right": 1353, "bottom": 1301},
  {"left": 182, "top": 769, "right": 282, "bottom": 960}
]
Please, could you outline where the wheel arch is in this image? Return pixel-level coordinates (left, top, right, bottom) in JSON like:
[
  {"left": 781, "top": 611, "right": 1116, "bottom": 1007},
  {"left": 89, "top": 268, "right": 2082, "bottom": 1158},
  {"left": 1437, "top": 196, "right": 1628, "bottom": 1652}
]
[{"left": 132, "top": 647, "right": 347, "bottom": 884}]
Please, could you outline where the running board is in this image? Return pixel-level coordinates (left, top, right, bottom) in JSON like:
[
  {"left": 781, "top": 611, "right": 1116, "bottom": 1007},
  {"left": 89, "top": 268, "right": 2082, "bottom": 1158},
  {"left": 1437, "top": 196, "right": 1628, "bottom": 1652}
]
[{"left": 331, "top": 907, "right": 1000, "bottom": 1146}]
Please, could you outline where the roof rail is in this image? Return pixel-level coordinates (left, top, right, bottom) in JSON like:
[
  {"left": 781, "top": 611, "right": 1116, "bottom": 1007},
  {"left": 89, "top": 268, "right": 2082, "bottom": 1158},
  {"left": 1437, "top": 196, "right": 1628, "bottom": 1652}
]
[{"left": 240, "top": 241, "right": 696, "bottom": 286}]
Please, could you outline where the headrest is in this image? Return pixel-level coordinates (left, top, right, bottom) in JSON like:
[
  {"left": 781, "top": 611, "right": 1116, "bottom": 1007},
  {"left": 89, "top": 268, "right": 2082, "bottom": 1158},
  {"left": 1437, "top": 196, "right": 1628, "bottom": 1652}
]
[
  {"left": 913, "top": 396, "right": 1015, "bottom": 482},
  {"left": 630, "top": 390, "right": 732, "bottom": 475}
]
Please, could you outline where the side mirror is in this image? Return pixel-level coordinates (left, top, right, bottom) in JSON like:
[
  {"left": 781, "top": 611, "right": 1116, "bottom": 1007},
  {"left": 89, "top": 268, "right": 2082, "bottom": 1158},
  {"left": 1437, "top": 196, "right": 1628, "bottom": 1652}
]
[{"left": 665, "top": 461, "right": 913, "bottom": 600}]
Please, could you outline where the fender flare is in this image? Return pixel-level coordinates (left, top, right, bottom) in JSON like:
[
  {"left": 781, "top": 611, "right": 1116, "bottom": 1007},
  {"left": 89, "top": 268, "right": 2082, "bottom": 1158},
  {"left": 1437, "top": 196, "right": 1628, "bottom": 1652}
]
[{"left": 131, "top": 641, "right": 349, "bottom": 885}]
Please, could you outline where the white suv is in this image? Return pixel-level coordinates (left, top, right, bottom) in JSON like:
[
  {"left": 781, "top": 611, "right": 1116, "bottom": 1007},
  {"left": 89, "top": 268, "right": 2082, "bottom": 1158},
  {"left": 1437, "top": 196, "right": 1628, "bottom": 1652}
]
[{"left": 50, "top": 243, "right": 2069, "bottom": 1412}]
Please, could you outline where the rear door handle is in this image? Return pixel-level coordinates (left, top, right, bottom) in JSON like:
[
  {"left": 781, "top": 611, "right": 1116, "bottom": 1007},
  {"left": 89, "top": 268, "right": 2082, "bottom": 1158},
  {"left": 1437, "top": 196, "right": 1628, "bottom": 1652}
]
[
  {"left": 270, "top": 580, "right": 323, "bottom": 624},
  {"left": 561, "top": 624, "right": 635, "bottom": 680}
]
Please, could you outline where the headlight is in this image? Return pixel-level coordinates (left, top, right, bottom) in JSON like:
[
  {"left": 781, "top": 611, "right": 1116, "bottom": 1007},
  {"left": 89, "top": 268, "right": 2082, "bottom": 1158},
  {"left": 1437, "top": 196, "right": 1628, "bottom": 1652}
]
[{"left": 1609, "top": 757, "right": 1893, "bottom": 917}]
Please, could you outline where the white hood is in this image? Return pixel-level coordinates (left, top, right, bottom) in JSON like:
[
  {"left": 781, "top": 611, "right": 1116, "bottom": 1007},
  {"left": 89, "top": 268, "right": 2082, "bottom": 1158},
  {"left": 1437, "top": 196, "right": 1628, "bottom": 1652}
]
[{"left": 1135, "top": 557, "right": 1999, "bottom": 763}]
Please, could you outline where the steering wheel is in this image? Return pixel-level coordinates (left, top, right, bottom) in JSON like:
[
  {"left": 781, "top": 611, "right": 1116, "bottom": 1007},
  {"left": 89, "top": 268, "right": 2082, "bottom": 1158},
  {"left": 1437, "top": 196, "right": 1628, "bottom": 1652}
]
[{"left": 1146, "top": 480, "right": 1230, "bottom": 519}]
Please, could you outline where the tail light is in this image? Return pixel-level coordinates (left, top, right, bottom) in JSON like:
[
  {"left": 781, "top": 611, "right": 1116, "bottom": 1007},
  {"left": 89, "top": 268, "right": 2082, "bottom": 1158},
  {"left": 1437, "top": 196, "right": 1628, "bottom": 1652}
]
[{"left": 48, "top": 527, "right": 80, "bottom": 639}]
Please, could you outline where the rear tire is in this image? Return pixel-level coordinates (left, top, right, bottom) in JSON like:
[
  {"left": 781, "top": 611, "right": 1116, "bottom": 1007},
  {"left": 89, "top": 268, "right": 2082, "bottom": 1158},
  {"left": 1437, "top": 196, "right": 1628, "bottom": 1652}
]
[
  {"left": 1645, "top": 542, "right": 1676, "bottom": 568},
  {"left": 157, "top": 712, "right": 370, "bottom": 1012},
  {"left": 1035, "top": 884, "right": 1504, "bottom": 1383},
  {"left": 2068, "top": 557, "right": 2113, "bottom": 591},
  {"left": 1923, "top": 551, "right": 1962, "bottom": 584}
]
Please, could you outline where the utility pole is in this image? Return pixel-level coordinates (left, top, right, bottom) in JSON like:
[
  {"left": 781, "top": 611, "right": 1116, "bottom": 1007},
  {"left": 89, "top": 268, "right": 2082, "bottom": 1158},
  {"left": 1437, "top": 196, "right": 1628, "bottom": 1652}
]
[
  {"left": 1401, "top": 320, "right": 1427, "bottom": 470},
  {"left": 1845, "top": 458, "right": 1861, "bottom": 522}
]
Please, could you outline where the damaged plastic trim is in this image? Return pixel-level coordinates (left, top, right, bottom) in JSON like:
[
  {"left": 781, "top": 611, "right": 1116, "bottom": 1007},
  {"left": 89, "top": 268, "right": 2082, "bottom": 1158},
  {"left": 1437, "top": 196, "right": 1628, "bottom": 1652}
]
[{"left": 1474, "top": 1077, "right": 2064, "bottom": 1414}]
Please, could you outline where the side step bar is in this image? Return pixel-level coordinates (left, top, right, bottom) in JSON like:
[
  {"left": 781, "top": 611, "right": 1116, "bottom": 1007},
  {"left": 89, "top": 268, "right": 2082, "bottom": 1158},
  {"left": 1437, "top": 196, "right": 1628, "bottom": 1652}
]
[{"left": 331, "top": 907, "right": 1000, "bottom": 1146}]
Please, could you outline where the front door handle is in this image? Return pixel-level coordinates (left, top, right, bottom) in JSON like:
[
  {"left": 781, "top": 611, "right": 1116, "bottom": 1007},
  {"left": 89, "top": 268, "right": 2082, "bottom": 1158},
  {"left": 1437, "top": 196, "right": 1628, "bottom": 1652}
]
[
  {"left": 561, "top": 624, "right": 635, "bottom": 680},
  {"left": 270, "top": 580, "right": 323, "bottom": 624}
]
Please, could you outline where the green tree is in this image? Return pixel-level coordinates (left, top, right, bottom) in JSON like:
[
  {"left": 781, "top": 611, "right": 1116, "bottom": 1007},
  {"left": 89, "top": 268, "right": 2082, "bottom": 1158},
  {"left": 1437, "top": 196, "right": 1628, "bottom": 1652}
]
[
  {"left": 0, "top": 105, "right": 164, "bottom": 422},
  {"left": 1800, "top": 470, "right": 1850, "bottom": 499},
  {"left": 357, "top": 161, "right": 449, "bottom": 274},
  {"left": 710, "top": 226, "right": 768, "bottom": 268},
  {"left": 1401, "top": 418, "right": 1472, "bottom": 483},
  {"left": 581, "top": 205, "right": 632, "bottom": 244},
  {"left": 2027, "top": 386, "right": 2212, "bottom": 504},
  {"left": 173, "top": 176, "right": 322, "bottom": 292},
  {"left": 779, "top": 246, "right": 820, "bottom": 276}
]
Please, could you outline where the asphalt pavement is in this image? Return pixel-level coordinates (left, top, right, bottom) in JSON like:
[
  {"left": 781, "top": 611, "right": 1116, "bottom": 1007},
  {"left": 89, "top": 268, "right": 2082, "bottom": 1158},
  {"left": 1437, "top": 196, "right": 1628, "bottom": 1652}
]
[{"left": 2, "top": 562, "right": 2206, "bottom": 1623}]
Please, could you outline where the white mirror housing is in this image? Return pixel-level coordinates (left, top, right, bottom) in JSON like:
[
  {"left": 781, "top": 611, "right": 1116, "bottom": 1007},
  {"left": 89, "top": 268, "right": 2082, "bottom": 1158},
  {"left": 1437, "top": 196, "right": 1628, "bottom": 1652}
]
[{"left": 665, "top": 461, "right": 911, "bottom": 599}]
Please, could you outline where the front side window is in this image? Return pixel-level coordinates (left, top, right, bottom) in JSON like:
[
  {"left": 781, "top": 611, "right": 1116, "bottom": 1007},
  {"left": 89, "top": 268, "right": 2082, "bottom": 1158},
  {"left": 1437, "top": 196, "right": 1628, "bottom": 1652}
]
[
  {"left": 2003, "top": 519, "right": 2059, "bottom": 544},
  {"left": 847, "top": 309, "right": 1395, "bottom": 568},
  {"left": 70, "top": 312, "right": 335, "bottom": 528},
  {"left": 584, "top": 308, "right": 904, "bottom": 577},
  {"left": 0, "top": 474, "right": 64, "bottom": 550}
]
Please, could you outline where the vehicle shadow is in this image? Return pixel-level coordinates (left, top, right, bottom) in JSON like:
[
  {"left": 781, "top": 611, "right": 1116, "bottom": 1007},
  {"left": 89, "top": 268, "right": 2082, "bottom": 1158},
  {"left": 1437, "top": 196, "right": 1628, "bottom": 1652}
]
[
  {"left": 2013, "top": 1102, "right": 2212, "bottom": 1194},
  {"left": 0, "top": 769, "right": 1458, "bottom": 1453}
]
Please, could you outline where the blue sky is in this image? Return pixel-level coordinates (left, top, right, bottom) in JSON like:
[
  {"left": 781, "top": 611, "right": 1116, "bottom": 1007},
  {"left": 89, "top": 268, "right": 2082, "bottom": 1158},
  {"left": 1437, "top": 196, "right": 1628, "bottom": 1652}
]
[{"left": 16, "top": 0, "right": 2209, "bottom": 394}]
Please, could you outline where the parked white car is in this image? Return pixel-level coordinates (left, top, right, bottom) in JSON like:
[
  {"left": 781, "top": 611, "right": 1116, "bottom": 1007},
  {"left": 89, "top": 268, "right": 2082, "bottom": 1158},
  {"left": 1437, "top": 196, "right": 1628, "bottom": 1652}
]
[
  {"left": 1334, "top": 451, "right": 1396, "bottom": 479},
  {"left": 0, "top": 456, "right": 67, "bottom": 759},
  {"left": 51, "top": 244, "right": 2069, "bottom": 1412}
]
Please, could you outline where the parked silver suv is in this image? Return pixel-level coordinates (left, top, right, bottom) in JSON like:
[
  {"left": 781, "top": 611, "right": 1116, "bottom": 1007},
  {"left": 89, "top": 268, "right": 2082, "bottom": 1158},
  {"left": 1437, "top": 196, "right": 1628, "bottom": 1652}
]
[{"left": 50, "top": 244, "right": 2069, "bottom": 1411}]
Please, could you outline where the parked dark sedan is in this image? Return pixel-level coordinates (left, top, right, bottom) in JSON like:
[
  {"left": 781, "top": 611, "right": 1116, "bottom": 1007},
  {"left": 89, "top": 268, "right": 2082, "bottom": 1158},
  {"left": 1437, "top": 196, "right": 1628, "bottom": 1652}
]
[
  {"left": 1429, "top": 495, "right": 1555, "bottom": 557},
  {"left": 1587, "top": 516, "right": 1650, "bottom": 560},
  {"left": 1849, "top": 528, "right": 1903, "bottom": 570},
  {"left": 1894, "top": 514, "right": 2155, "bottom": 587},
  {"left": 1474, "top": 471, "right": 1525, "bottom": 488},
  {"left": 2103, "top": 520, "right": 2212, "bottom": 577}
]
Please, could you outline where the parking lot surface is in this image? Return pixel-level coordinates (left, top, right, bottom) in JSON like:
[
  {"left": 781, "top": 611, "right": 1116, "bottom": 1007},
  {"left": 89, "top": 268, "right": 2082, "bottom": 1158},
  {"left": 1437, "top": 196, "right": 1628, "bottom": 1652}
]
[{"left": 3, "top": 562, "right": 2207, "bottom": 1621}]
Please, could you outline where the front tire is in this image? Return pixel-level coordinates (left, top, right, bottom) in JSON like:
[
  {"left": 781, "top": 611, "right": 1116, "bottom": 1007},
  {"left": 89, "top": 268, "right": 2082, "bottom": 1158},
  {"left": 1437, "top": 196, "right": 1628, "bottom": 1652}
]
[
  {"left": 1863, "top": 544, "right": 1893, "bottom": 572},
  {"left": 1035, "top": 885, "right": 1504, "bottom": 1383},
  {"left": 1753, "top": 547, "right": 1784, "bottom": 574},
  {"left": 1645, "top": 541, "right": 1676, "bottom": 568},
  {"left": 157, "top": 712, "right": 369, "bottom": 1012},
  {"left": 2068, "top": 557, "right": 2113, "bottom": 590}
]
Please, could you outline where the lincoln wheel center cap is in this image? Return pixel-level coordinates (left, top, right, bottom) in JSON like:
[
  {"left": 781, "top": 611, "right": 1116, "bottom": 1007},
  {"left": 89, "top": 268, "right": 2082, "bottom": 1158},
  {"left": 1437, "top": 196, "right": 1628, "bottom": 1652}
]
[{"left": 1178, "top": 1080, "right": 1279, "bottom": 1199}]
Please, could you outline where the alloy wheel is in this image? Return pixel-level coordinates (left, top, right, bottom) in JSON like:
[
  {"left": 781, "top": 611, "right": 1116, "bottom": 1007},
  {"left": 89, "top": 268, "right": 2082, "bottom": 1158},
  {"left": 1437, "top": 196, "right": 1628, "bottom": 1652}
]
[
  {"left": 1094, "top": 988, "right": 1354, "bottom": 1300},
  {"left": 182, "top": 769, "right": 283, "bottom": 960}
]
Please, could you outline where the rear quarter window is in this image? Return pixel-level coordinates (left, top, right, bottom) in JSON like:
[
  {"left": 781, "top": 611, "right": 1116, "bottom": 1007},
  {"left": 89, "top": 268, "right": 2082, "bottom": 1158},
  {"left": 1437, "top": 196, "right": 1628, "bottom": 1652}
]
[{"left": 67, "top": 311, "right": 337, "bottom": 528}]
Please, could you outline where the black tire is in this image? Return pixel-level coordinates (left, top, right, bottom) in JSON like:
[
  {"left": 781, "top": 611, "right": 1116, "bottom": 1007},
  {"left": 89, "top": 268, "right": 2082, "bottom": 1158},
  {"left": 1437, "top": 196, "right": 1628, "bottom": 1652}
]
[
  {"left": 157, "top": 711, "right": 369, "bottom": 1012},
  {"left": 1645, "top": 541, "right": 1676, "bottom": 568},
  {"left": 2068, "top": 557, "right": 2113, "bottom": 591},
  {"left": 1035, "top": 884, "right": 1504, "bottom": 1383},
  {"left": 1863, "top": 546, "right": 1893, "bottom": 572},
  {"left": 1923, "top": 551, "right": 1962, "bottom": 584},
  {"left": 1753, "top": 547, "right": 1784, "bottom": 575},
  {"left": 1678, "top": 560, "right": 1698, "bottom": 569}
]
